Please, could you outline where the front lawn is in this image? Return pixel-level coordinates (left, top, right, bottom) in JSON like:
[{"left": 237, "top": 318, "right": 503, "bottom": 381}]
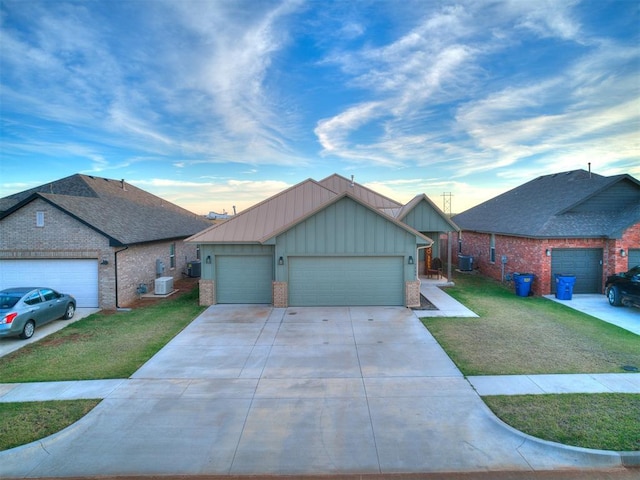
[
  {"left": 484, "top": 394, "right": 640, "bottom": 452},
  {"left": 421, "top": 272, "right": 640, "bottom": 452},
  {"left": 422, "top": 273, "right": 640, "bottom": 375},
  {"left": 0, "top": 400, "right": 100, "bottom": 451},
  {"left": 0, "top": 287, "right": 205, "bottom": 383}
]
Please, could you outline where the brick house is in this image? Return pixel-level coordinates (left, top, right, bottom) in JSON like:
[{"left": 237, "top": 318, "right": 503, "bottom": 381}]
[
  {"left": 0, "top": 174, "right": 211, "bottom": 309},
  {"left": 451, "top": 169, "right": 640, "bottom": 296}
]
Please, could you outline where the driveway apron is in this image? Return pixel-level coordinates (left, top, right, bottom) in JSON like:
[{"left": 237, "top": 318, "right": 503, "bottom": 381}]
[{"left": 0, "top": 305, "right": 623, "bottom": 477}]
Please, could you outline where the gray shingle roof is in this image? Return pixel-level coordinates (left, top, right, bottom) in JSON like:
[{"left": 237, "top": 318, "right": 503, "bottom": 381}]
[
  {"left": 452, "top": 169, "right": 640, "bottom": 238},
  {"left": 0, "top": 174, "right": 211, "bottom": 246}
]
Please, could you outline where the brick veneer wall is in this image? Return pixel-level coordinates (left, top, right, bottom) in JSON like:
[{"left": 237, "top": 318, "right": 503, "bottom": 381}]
[
  {"left": 459, "top": 223, "right": 640, "bottom": 295},
  {"left": 405, "top": 280, "right": 421, "bottom": 307},
  {"left": 0, "top": 198, "right": 200, "bottom": 309},
  {"left": 273, "top": 282, "right": 288, "bottom": 308},
  {"left": 0, "top": 199, "right": 114, "bottom": 307},
  {"left": 116, "top": 240, "right": 200, "bottom": 308},
  {"left": 199, "top": 279, "right": 215, "bottom": 306}
]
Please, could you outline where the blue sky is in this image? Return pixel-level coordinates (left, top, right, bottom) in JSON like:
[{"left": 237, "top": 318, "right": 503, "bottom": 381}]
[{"left": 1, "top": 0, "right": 638, "bottom": 215}]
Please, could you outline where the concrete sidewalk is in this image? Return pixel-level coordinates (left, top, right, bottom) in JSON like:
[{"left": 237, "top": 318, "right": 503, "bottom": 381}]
[{"left": 1, "top": 305, "right": 637, "bottom": 478}]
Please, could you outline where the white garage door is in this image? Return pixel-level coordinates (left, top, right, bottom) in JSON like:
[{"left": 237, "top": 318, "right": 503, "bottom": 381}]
[{"left": 0, "top": 259, "right": 99, "bottom": 307}]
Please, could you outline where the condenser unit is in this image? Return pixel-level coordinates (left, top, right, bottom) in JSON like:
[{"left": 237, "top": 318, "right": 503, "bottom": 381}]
[{"left": 154, "top": 276, "right": 174, "bottom": 295}]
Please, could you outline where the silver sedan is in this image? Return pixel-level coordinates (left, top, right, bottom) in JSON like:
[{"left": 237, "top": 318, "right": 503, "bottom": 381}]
[{"left": 0, "top": 287, "right": 76, "bottom": 340}]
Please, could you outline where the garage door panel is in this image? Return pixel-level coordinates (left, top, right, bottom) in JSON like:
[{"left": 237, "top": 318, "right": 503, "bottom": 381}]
[
  {"left": 551, "top": 249, "right": 602, "bottom": 294},
  {"left": 289, "top": 256, "right": 403, "bottom": 306},
  {"left": 216, "top": 256, "right": 272, "bottom": 304},
  {"left": 628, "top": 249, "right": 640, "bottom": 269},
  {"left": 0, "top": 259, "right": 99, "bottom": 307}
]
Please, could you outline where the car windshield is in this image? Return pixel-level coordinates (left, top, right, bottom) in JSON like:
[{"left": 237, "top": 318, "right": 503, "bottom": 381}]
[{"left": 0, "top": 295, "right": 21, "bottom": 309}]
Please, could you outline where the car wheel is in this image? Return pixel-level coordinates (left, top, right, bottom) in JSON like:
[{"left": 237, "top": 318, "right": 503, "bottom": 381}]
[
  {"left": 607, "top": 286, "right": 622, "bottom": 306},
  {"left": 19, "top": 320, "right": 35, "bottom": 339},
  {"left": 62, "top": 303, "right": 75, "bottom": 320}
]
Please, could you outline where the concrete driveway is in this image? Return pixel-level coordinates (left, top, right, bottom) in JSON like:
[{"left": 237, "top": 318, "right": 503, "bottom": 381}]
[
  {"left": 0, "top": 305, "right": 625, "bottom": 477},
  {"left": 546, "top": 294, "right": 640, "bottom": 335}
]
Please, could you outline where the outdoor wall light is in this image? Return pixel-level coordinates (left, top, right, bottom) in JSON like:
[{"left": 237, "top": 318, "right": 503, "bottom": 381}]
[
  {"left": 545, "top": 249, "right": 551, "bottom": 257},
  {"left": 620, "top": 249, "right": 626, "bottom": 257},
  {"left": 278, "top": 256, "right": 284, "bottom": 265},
  {"left": 205, "top": 255, "right": 212, "bottom": 264},
  {"left": 408, "top": 256, "right": 414, "bottom": 265},
  {"left": 100, "top": 257, "right": 109, "bottom": 265}
]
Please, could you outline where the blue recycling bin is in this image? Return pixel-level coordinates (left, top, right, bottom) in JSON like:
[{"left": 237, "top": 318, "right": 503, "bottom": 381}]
[
  {"left": 513, "top": 273, "right": 534, "bottom": 297},
  {"left": 555, "top": 274, "right": 576, "bottom": 300}
]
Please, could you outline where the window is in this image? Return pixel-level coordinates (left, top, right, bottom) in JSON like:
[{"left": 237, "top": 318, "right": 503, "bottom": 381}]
[
  {"left": 40, "top": 289, "right": 57, "bottom": 301},
  {"left": 36, "top": 211, "right": 45, "bottom": 227},
  {"left": 490, "top": 234, "right": 496, "bottom": 263},
  {"left": 169, "top": 243, "right": 176, "bottom": 268},
  {"left": 24, "top": 291, "right": 42, "bottom": 305}
]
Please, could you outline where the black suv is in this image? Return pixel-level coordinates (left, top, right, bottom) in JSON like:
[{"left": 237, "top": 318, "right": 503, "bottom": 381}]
[{"left": 605, "top": 265, "right": 640, "bottom": 308}]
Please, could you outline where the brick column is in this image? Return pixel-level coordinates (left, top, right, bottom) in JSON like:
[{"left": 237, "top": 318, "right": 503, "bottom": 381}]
[
  {"left": 199, "top": 279, "right": 215, "bottom": 306},
  {"left": 405, "top": 280, "right": 421, "bottom": 308},
  {"left": 273, "top": 282, "right": 288, "bottom": 308}
]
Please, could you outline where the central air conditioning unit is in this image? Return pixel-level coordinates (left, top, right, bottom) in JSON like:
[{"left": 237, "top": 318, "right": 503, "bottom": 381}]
[
  {"left": 458, "top": 255, "right": 474, "bottom": 271},
  {"left": 154, "top": 276, "right": 174, "bottom": 295}
]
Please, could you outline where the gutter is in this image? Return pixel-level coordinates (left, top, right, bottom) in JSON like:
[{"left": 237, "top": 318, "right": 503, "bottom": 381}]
[{"left": 114, "top": 246, "right": 129, "bottom": 311}]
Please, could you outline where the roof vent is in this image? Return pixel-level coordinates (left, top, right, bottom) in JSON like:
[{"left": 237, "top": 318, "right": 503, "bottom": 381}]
[
  {"left": 350, "top": 175, "right": 355, "bottom": 187},
  {"left": 121, "top": 179, "right": 126, "bottom": 191}
]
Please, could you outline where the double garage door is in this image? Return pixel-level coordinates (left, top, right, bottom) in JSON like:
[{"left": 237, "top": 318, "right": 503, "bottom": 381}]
[
  {"left": 0, "top": 259, "right": 99, "bottom": 307},
  {"left": 288, "top": 256, "right": 404, "bottom": 306}
]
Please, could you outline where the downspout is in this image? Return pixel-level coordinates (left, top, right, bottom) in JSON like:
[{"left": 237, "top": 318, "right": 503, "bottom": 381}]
[{"left": 114, "top": 246, "right": 129, "bottom": 311}]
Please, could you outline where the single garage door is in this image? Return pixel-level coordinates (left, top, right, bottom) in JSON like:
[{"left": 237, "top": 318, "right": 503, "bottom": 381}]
[
  {"left": 288, "top": 256, "right": 404, "bottom": 306},
  {"left": 551, "top": 248, "right": 602, "bottom": 294},
  {"left": 628, "top": 249, "right": 640, "bottom": 269},
  {"left": 0, "top": 259, "right": 99, "bottom": 307},
  {"left": 216, "top": 255, "right": 273, "bottom": 304}
]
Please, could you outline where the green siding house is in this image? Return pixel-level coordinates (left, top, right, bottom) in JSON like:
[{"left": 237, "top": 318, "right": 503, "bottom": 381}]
[{"left": 187, "top": 175, "right": 458, "bottom": 307}]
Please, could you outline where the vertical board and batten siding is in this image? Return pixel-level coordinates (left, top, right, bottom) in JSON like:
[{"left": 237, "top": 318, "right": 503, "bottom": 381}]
[
  {"left": 200, "top": 244, "right": 274, "bottom": 304},
  {"left": 273, "top": 197, "right": 421, "bottom": 306},
  {"left": 551, "top": 248, "right": 603, "bottom": 293},
  {"left": 401, "top": 201, "right": 449, "bottom": 258},
  {"left": 401, "top": 200, "right": 452, "bottom": 233},
  {"left": 273, "top": 197, "right": 421, "bottom": 283}
]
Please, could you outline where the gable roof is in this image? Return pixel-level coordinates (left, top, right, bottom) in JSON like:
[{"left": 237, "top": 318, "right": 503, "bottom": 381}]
[
  {"left": 452, "top": 169, "right": 640, "bottom": 238},
  {"left": 397, "top": 194, "right": 460, "bottom": 232},
  {"left": 0, "top": 174, "right": 211, "bottom": 246},
  {"left": 187, "top": 176, "right": 432, "bottom": 245},
  {"left": 187, "top": 179, "right": 338, "bottom": 243},
  {"left": 319, "top": 174, "right": 403, "bottom": 210}
]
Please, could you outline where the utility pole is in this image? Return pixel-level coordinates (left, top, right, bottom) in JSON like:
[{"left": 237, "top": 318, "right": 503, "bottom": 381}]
[
  {"left": 441, "top": 192, "right": 452, "bottom": 216},
  {"left": 441, "top": 192, "right": 454, "bottom": 282}
]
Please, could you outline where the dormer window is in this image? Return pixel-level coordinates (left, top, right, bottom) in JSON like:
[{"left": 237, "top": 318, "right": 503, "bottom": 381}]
[{"left": 36, "top": 211, "right": 45, "bottom": 227}]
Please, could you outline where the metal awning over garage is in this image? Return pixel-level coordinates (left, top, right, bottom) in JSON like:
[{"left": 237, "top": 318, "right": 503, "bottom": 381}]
[
  {"left": 288, "top": 256, "right": 404, "bottom": 306},
  {"left": 0, "top": 259, "right": 99, "bottom": 307}
]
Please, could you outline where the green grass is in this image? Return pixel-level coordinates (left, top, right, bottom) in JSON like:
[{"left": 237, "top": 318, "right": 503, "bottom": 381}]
[
  {"left": 422, "top": 273, "right": 640, "bottom": 375},
  {"left": 484, "top": 394, "right": 640, "bottom": 452},
  {"left": 0, "top": 287, "right": 206, "bottom": 383},
  {"left": 0, "top": 400, "right": 100, "bottom": 451},
  {"left": 421, "top": 272, "right": 640, "bottom": 452}
]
